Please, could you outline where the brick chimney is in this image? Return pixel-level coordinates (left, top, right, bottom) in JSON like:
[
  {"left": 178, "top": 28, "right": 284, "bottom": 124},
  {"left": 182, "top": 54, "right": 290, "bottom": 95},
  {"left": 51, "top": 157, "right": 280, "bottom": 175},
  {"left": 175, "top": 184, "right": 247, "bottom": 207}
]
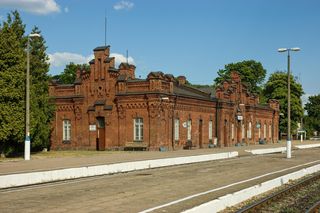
[{"left": 177, "top": 76, "right": 186, "bottom": 85}]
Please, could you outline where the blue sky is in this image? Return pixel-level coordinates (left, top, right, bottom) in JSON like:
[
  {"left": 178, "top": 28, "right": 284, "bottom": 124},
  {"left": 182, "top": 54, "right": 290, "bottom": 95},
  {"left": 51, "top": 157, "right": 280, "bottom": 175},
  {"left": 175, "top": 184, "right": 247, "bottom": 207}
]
[{"left": 0, "top": 0, "right": 319, "bottom": 101}]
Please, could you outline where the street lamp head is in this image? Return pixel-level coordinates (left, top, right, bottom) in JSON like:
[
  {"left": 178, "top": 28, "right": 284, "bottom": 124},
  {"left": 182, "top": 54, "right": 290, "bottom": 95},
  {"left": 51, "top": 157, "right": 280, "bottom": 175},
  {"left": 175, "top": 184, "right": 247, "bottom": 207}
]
[
  {"left": 29, "top": 33, "right": 41, "bottom": 38},
  {"left": 290, "top": 47, "right": 301, "bottom": 51},
  {"left": 278, "top": 48, "right": 288, "bottom": 52}
]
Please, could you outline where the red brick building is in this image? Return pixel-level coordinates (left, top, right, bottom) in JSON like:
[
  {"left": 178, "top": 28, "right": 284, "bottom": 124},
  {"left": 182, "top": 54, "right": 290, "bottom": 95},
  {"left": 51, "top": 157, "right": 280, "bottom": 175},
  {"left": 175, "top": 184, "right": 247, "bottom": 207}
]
[{"left": 49, "top": 46, "right": 279, "bottom": 150}]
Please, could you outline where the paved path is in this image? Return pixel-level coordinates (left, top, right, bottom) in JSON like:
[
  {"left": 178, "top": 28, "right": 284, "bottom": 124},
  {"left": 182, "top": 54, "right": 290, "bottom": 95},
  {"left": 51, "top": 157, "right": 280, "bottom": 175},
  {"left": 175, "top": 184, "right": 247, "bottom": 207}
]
[{"left": 0, "top": 140, "right": 316, "bottom": 175}]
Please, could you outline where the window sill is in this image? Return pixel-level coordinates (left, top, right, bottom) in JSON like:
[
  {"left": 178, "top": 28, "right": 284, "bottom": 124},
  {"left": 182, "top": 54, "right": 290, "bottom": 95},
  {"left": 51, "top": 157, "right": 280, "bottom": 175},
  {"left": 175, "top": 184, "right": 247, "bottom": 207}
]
[{"left": 62, "top": 140, "right": 71, "bottom": 144}]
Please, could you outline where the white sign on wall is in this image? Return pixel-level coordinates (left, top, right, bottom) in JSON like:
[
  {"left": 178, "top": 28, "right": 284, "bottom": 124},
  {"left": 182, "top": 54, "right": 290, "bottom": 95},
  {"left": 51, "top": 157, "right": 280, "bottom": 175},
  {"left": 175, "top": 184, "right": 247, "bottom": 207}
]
[
  {"left": 89, "top": 125, "right": 96, "bottom": 131},
  {"left": 182, "top": 122, "right": 187, "bottom": 128},
  {"left": 237, "top": 115, "right": 243, "bottom": 121}
]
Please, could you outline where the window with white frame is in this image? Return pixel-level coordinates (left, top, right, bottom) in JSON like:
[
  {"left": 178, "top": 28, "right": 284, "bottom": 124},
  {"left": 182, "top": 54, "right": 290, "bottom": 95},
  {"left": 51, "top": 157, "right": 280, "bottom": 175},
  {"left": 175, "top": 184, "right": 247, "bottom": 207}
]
[
  {"left": 174, "top": 119, "right": 179, "bottom": 141},
  {"left": 269, "top": 124, "right": 272, "bottom": 139},
  {"left": 231, "top": 123, "right": 234, "bottom": 140},
  {"left": 209, "top": 120, "right": 213, "bottom": 140},
  {"left": 241, "top": 123, "right": 245, "bottom": 139},
  {"left": 134, "top": 118, "right": 143, "bottom": 141},
  {"left": 248, "top": 122, "right": 252, "bottom": 139},
  {"left": 187, "top": 119, "right": 192, "bottom": 140},
  {"left": 264, "top": 123, "right": 267, "bottom": 139},
  {"left": 258, "top": 122, "right": 261, "bottom": 139},
  {"left": 63, "top": 119, "right": 71, "bottom": 141}
]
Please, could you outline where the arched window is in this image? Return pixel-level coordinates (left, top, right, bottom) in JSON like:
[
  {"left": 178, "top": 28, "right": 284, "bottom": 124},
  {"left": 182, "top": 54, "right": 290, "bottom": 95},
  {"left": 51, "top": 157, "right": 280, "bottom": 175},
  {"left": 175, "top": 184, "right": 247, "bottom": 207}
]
[
  {"left": 187, "top": 119, "right": 192, "bottom": 140},
  {"left": 241, "top": 123, "right": 245, "bottom": 139},
  {"left": 63, "top": 120, "right": 71, "bottom": 141},
  {"left": 231, "top": 123, "right": 234, "bottom": 140},
  {"left": 248, "top": 122, "right": 252, "bottom": 139},
  {"left": 174, "top": 118, "right": 179, "bottom": 141},
  {"left": 134, "top": 118, "right": 143, "bottom": 141},
  {"left": 269, "top": 124, "right": 272, "bottom": 140},
  {"left": 208, "top": 120, "right": 213, "bottom": 141}
]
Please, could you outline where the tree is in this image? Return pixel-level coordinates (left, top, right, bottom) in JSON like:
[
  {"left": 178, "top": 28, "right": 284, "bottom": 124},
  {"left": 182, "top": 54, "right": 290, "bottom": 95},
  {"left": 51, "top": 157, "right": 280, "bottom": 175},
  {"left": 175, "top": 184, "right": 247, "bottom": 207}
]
[
  {"left": 29, "top": 26, "right": 54, "bottom": 151},
  {"left": 0, "top": 11, "right": 53, "bottom": 155},
  {"left": 263, "top": 71, "right": 304, "bottom": 135},
  {"left": 0, "top": 11, "right": 26, "bottom": 155},
  {"left": 53, "top": 62, "right": 90, "bottom": 84},
  {"left": 214, "top": 60, "right": 266, "bottom": 94},
  {"left": 304, "top": 94, "right": 320, "bottom": 136}
]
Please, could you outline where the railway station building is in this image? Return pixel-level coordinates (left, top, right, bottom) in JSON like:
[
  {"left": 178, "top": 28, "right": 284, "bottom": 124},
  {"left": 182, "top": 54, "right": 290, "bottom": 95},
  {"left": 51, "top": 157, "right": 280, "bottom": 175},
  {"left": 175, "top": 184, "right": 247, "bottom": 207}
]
[{"left": 49, "top": 46, "right": 280, "bottom": 150}]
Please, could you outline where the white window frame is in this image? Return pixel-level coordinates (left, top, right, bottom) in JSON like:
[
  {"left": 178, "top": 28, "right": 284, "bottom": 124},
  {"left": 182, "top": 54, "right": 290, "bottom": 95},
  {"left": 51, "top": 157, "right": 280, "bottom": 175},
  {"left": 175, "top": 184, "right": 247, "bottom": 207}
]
[
  {"left": 269, "top": 124, "right": 272, "bottom": 139},
  {"left": 241, "top": 123, "right": 245, "bottom": 139},
  {"left": 174, "top": 119, "right": 180, "bottom": 141},
  {"left": 209, "top": 120, "right": 213, "bottom": 140},
  {"left": 248, "top": 122, "right": 252, "bottom": 139},
  {"left": 231, "top": 123, "right": 234, "bottom": 140},
  {"left": 63, "top": 119, "right": 71, "bottom": 141},
  {"left": 264, "top": 123, "right": 267, "bottom": 139},
  {"left": 187, "top": 119, "right": 192, "bottom": 140},
  {"left": 134, "top": 118, "right": 143, "bottom": 141},
  {"left": 258, "top": 121, "right": 261, "bottom": 139}
]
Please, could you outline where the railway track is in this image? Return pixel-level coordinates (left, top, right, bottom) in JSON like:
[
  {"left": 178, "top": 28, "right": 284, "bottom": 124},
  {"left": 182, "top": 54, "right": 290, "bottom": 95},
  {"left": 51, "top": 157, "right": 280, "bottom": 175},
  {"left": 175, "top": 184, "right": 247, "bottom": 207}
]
[
  {"left": 235, "top": 172, "right": 320, "bottom": 213},
  {"left": 306, "top": 200, "right": 320, "bottom": 213}
]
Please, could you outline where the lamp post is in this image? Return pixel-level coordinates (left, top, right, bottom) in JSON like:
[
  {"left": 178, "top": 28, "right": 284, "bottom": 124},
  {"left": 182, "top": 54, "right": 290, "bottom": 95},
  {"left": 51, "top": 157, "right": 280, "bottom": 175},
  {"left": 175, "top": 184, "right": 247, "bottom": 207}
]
[
  {"left": 278, "top": 47, "right": 300, "bottom": 159},
  {"left": 25, "top": 33, "right": 41, "bottom": 160}
]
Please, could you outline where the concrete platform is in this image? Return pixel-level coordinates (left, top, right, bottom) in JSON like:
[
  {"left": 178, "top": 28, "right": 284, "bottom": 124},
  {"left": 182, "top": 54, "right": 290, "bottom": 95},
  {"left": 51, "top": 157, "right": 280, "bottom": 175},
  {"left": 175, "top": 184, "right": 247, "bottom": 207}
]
[
  {"left": 0, "top": 151, "right": 238, "bottom": 189},
  {"left": 0, "top": 141, "right": 319, "bottom": 189},
  {"left": 1, "top": 145, "right": 320, "bottom": 213}
]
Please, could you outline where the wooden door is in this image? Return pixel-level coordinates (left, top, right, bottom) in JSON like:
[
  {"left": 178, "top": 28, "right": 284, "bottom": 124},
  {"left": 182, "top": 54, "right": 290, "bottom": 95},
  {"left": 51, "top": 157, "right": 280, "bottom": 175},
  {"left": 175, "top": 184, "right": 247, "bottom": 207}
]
[{"left": 96, "top": 117, "right": 105, "bottom": 151}]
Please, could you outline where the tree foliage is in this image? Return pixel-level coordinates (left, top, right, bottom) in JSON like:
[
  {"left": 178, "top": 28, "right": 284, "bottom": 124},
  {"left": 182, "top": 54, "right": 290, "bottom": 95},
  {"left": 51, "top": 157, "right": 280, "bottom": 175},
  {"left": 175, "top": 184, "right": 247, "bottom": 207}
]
[
  {"left": 29, "top": 26, "right": 54, "bottom": 151},
  {"left": 52, "top": 62, "right": 90, "bottom": 84},
  {"left": 0, "top": 11, "right": 53, "bottom": 156},
  {"left": 0, "top": 11, "right": 26, "bottom": 155},
  {"left": 304, "top": 94, "right": 320, "bottom": 136},
  {"left": 214, "top": 60, "right": 266, "bottom": 94},
  {"left": 263, "top": 71, "right": 304, "bottom": 135}
]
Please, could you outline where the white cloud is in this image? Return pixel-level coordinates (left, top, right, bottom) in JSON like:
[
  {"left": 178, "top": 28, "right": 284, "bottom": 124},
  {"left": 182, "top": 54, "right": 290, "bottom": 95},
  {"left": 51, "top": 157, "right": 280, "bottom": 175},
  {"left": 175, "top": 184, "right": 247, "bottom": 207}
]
[
  {"left": 48, "top": 52, "right": 93, "bottom": 67},
  {"left": 48, "top": 52, "right": 135, "bottom": 69},
  {"left": 0, "top": 0, "right": 60, "bottom": 15},
  {"left": 110, "top": 53, "right": 135, "bottom": 67},
  {"left": 113, "top": 1, "right": 134, "bottom": 11},
  {"left": 64, "top": 7, "right": 69, "bottom": 13},
  {"left": 0, "top": 15, "right": 4, "bottom": 21}
]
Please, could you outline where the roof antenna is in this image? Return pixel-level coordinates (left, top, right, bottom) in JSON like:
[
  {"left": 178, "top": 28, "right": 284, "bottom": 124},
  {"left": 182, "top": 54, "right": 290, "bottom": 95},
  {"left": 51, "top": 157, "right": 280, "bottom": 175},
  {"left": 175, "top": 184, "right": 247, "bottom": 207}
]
[
  {"left": 104, "top": 9, "right": 107, "bottom": 46},
  {"left": 126, "top": 49, "right": 129, "bottom": 64}
]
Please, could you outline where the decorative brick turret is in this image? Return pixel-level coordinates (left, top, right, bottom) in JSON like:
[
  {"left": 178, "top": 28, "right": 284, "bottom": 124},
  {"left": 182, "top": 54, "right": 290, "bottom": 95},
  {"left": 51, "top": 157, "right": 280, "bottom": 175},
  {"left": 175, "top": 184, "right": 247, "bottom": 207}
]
[
  {"left": 177, "top": 76, "right": 186, "bottom": 85},
  {"left": 119, "top": 63, "right": 136, "bottom": 79}
]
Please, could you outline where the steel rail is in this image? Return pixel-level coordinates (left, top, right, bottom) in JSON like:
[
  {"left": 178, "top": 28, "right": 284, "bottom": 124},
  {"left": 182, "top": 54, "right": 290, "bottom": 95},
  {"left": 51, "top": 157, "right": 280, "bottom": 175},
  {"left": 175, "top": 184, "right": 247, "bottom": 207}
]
[
  {"left": 306, "top": 200, "right": 320, "bottom": 213},
  {"left": 236, "top": 173, "right": 320, "bottom": 213}
]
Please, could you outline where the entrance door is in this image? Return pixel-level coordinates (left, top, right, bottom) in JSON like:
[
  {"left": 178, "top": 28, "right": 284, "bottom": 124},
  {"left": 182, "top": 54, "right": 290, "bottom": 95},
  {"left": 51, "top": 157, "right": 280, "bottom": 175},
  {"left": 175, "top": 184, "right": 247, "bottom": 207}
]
[
  {"left": 199, "top": 119, "right": 203, "bottom": 148},
  {"left": 96, "top": 117, "right": 105, "bottom": 151}
]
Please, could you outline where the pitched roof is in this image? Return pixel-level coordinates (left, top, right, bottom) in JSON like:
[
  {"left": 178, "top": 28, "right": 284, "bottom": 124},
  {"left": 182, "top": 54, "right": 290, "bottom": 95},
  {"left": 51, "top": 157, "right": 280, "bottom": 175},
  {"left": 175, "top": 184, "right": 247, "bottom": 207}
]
[{"left": 173, "top": 84, "right": 213, "bottom": 100}]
